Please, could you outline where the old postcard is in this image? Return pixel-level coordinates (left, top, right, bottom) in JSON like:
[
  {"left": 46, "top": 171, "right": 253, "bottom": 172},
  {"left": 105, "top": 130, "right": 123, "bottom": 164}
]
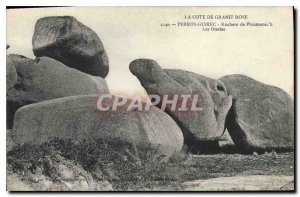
[{"left": 6, "top": 6, "right": 294, "bottom": 191}]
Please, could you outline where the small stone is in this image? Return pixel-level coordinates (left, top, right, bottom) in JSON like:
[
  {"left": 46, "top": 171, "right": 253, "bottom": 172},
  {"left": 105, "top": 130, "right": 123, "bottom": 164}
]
[
  {"left": 271, "top": 150, "right": 278, "bottom": 159},
  {"left": 58, "top": 164, "right": 74, "bottom": 180}
]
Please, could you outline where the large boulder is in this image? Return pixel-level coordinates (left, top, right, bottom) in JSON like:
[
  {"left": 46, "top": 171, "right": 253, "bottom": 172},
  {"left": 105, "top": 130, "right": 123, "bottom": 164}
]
[
  {"left": 32, "top": 16, "right": 109, "bottom": 78},
  {"left": 7, "top": 55, "right": 108, "bottom": 129},
  {"left": 129, "top": 59, "right": 232, "bottom": 152},
  {"left": 12, "top": 95, "right": 183, "bottom": 157},
  {"left": 220, "top": 74, "right": 294, "bottom": 152}
]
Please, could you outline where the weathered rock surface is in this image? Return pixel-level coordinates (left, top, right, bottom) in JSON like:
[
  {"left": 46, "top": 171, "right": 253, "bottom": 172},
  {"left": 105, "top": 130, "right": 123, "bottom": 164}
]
[
  {"left": 12, "top": 95, "right": 183, "bottom": 157},
  {"left": 129, "top": 59, "right": 232, "bottom": 151},
  {"left": 7, "top": 55, "right": 108, "bottom": 129},
  {"left": 182, "top": 175, "right": 294, "bottom": 191},
  {"left": 32, "top": 16, "right": 109, "bottom": 78},
  {"left": 218, "top": 129, "right": 236, "bottom": 149},
  {"left": 220, "top": 74, "right": 294, "bottom": 152},
  {"left": 6, "top": 56, "right": 18, "bottom": 90}
]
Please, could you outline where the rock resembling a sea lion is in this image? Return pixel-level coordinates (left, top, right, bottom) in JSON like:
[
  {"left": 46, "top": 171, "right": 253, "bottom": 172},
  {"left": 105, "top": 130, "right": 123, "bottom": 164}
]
[{"left": 130, "top": 59, "right": 232, "bottom": 152}]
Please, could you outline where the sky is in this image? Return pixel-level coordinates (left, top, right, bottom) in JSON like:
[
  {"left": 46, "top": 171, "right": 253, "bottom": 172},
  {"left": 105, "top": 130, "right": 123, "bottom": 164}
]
[{"left": 6, "top": 7, "right": 294, "bottom": 98}]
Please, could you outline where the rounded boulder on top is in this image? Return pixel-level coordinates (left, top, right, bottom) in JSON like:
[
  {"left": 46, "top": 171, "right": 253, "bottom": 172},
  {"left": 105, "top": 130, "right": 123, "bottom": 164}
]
[{"left": 32, "top": 16, "right": 109, "bottom": 78}]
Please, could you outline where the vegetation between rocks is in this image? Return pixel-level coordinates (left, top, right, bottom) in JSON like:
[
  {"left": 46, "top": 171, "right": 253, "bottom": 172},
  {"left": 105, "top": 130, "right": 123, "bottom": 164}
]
[{"left": 7, "top": 137, "right": 294, "bottom": 191}]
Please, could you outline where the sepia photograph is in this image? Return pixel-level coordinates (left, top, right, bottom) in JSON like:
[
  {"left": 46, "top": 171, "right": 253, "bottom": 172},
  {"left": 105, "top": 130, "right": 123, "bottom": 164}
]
[{"left": 5, "top": 5, "right": 295, "bottom": 192}]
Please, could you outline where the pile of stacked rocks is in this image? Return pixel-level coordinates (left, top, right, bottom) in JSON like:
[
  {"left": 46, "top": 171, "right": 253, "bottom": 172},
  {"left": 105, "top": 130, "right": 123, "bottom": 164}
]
[
  {"left": 7, "top": 16, "right": 183, "bottom": 157},
  {"left": 7, "top": 16, "right": 294, "bottom": 156}
]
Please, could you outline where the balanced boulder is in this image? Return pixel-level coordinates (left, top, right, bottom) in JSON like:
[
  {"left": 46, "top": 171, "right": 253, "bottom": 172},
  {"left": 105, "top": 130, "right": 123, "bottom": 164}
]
[
  {"left": 129, "top": 59, "right": 232, "bottom": 152},
  {"left": 32, "top": 16, "right": 109, "bottom": 78},
  {"left": 12, "top": 95, "right": 184, "bottom": 157},
  {"left": 7, "top": 55, "right": 108, "bottom": 129},
  {"left": 220, "top": 74, "right": 294, "bottom": 152}
]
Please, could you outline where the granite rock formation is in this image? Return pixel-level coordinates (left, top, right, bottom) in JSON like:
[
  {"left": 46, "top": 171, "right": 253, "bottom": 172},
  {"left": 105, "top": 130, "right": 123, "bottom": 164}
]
[{"left": 32, "top": 16, "right": 109, "bottom": 78}]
